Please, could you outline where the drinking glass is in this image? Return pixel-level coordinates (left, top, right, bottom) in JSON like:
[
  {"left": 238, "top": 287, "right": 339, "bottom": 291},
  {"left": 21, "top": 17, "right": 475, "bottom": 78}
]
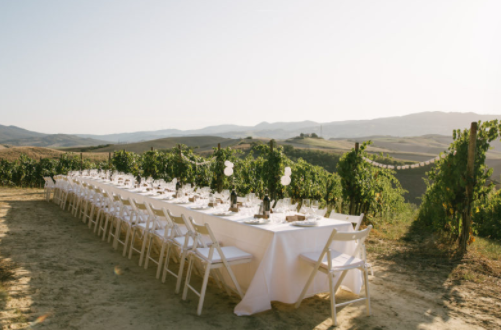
[
  {"left": 302, "top": 199, "right": 310, "bottom": 214},
  {"left": 311, "top": 200, "right": 319, "bottom": 213}
]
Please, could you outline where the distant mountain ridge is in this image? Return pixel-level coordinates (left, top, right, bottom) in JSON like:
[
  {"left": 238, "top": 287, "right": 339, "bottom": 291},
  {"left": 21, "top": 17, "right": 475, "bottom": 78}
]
[
  {"left": 1, "top": 112, "right": 500, "bottom": 145},
  {"left": 76, "top": 112, "right": 500, "bottom": 142}
]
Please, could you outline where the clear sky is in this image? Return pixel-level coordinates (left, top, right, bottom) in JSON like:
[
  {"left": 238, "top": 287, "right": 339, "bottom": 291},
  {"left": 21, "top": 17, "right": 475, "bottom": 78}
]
[{"left": 0, "top": 0, "right": 500, "bottom": 135}]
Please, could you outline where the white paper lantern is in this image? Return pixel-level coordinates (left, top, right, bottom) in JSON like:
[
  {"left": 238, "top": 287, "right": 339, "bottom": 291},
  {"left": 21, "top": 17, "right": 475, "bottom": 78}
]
[
  {"left": 397, "top": 166, "right": 401, "bottom": 170},
  {"left": 224, "top": 160, "right": 234, "bottom": 168},
  {"left": 284, "top": 167, "right": 292, "bottom": 176},
  {"left": 224, "top": 167, "right": 233, "bottom": 176},
  {"left": 281, "top": 175, "right": 291, "bottom": 186},
  {"left": 419, "top": 162, "right": 424, "bottom": 167},
  {"left": 425, "top": 161, "right": 430, "bottom": 165},
  {"left": 430, "top": 159, "right": 435, "bottom": 163}
]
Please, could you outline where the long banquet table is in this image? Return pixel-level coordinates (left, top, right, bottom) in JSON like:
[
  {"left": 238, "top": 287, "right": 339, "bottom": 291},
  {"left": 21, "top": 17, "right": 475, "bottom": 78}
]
[{"left": 82, "top": 177, "right": 362, "bottom": 315}]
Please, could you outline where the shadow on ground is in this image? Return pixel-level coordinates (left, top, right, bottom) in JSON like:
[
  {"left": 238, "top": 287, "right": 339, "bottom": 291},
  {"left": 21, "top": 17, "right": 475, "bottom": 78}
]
[{"left": 1, "top": 188, "right": 493, "bottom": 329}]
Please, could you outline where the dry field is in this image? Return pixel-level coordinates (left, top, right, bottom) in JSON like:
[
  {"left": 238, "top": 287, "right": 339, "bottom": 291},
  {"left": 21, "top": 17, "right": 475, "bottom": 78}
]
[
  {"left": 0, "top": 147, "right": 108, "bottom": 163},
  {"left": 0, "top": 188, "right": 500, "bottom": 330}
]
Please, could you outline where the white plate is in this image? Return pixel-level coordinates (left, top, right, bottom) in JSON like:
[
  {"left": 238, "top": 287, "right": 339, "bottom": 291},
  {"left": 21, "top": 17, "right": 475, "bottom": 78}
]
[
  {"left": 243, "top": 219, "right": 270, "bottom": 225},
  {"left": 291, "top": 221, "right": 319, "bottom": 227},
  {"left": 213, "top": 211, "right": 233, "bottom": 216},
  {"left": 191, "top": 205, "right": 209, "bottom": 210}
]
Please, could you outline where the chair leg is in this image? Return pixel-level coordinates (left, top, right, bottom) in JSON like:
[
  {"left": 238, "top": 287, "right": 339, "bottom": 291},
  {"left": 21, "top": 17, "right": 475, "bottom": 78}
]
[
  {"left": 162, "top": 244, "right": 174, "bottom": 283},
  {"left": 329, "top": 273, "right": 337, "bottom": 326},
  {"left": 138, "top": 231, "right": 149, "bottom": 267},
  {"left": 155, "top": 241, "right": 167, "bottom": 278},
  {"left": 295, "top": 263, "right": 322, "bottom": 308},
  {"left": 223, "top": 263, "right": 244, "bottom": 298},
  {"left": 196, "top": 263, "right": 212, "bottom": 316},
  {"left": 94, "top": 210, "right": 102, "bottom": 233},
  {"left": 102, "top": 215, "right": 111, "bottom": 240},
  {"left": 364, "top": 268, "right": 372, "bottom": 316},
  {"left": 128, "top": 228, "right": 136, "bottom": 259},
  {"left": 214, "top": 269, "right": 231, "bottom": 296},
  {"left": 123, "top": 225, "right": 132, "bottom": 256},
  {"left": 182, "top": 255, "right": 194, "bottom": 300},
  {"left": 175, "top": 248, "right": 188, "bottom": 294}
]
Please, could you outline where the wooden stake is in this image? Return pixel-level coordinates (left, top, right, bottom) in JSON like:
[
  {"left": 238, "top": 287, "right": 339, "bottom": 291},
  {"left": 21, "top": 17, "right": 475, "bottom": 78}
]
[
  {"left": 460, "top": 122, "right": 477, "bottom": 254},
  {"left": 80, "top": 153, "right": 83, "bottom": 171},
  {"left": 151, "top": 147, "right": 153, "bottom": 151},
  {"left": 355, "top": 142, "right": 359, "bottom": 151},
  {"left": 218, "top": 143, "right": 221, "bottom": 151},
  {"left": 270, "top": 140, "right": 274, "bottom": 152}
]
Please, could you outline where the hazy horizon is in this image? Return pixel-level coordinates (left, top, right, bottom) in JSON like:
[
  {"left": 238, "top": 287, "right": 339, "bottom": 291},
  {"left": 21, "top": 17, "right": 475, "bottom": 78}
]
[{"left": 1, "top": 0, "right": 500, "bottom": 135}]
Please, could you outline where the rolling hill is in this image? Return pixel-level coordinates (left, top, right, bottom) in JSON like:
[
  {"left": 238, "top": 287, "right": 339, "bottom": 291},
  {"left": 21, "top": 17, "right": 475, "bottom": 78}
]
[
  {"left": 0, "top": 124, "right": 46, "bottom": 142},
  {"left": 2, "top": 134, "right": 110, "bottom": 148},
  {"left": 74, "top": 112, "right": 501, "bottom": 142},
  {"left": 0, "top": 147, "right": 108, "bottom": 162},
  {"left": 85, "top": 136, "right": 233, "bottom": 153}
]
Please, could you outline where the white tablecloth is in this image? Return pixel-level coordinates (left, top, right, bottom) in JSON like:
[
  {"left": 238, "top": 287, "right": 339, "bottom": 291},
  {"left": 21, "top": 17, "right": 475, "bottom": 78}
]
[{"left": 82, "top": 178, "right": 362, "bottom": 315}]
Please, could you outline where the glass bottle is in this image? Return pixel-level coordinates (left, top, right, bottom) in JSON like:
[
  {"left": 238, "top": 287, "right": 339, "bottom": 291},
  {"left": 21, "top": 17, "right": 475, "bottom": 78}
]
[{"left": 263, "top": 189, "right": 271, "bottom": 218}]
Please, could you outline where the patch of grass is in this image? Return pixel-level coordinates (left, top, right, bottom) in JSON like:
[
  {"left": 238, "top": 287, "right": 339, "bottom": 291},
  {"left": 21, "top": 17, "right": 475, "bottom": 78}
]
[
  {"left": 0, "top": 258, "right": 15, "bottom": 282},
  {"left": 471, "top": 236, "right": 501, "bottom": 261}
]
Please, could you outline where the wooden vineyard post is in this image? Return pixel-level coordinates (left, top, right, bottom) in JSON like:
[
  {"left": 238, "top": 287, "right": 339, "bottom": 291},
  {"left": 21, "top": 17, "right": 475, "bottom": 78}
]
[
  {"left": 108, "top": 152, "right": 111, "bottom": 169},
  {"left": 349, "top": 142, "right": 360, "bottom": 215},
  {"left": 217, "top": 143, "right": 222, "bottom": 193},
  {"left": 151, "top": 147, "right": 153, "bottom": 151},
  {"left": 460, "top": 122, "right": 477, "bottom": 254},
  {"left": 269, "top": 139, "right": 275, "bottom": 201},
  {"left": 80, "top": 153, "right": 83, "bottom": 171}
]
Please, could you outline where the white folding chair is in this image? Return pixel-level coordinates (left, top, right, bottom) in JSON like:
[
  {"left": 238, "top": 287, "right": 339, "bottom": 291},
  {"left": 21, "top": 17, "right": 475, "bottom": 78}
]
[
  {"left": 99, "top": 194, "right": 122, "bottom": 240},
  {"left": 143, "top": 204, "right": 173, "bottom": 279},
  {"left": 43, "top": 177, "right": 55, "bottom": 202},
  {"left": 161, "top": 211, "right": 197, "bottom": 293},
  {"left": 315, "top": 207, "right": 328, "bottom": 218},
  {"left": 86, "top": 188, "right": 106, "bottom": 230},
  {"left": 329, "top": 212, "right": 364, "bottom": 231},
  {"left": 182, "top": 219, "right": 252, "bottom": 315},
  {"left": 329, "top": 212, "right": 373, "bottom": 276},
  {"left": 295, "top": 226, "right": 373, "bottom": 326},
  {"left": 92, "top": 191, "right": 111, "bottom": 234},
  {"left": 127, "top": 199, "right": 152, "bottom": 265},
  {"left": 109, "top": 197, "right": 135, "bottom": 251}
]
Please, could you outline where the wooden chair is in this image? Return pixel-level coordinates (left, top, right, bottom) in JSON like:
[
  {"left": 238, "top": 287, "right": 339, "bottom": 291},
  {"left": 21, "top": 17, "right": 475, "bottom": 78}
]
[
  {"left": 161, "top": 211, "right": 196, "bottom": 293},
  {"left": 99, "top": 194, "right": 121, "bottom": 240},
  {"left": 295, "top": 226, "right": 373, "bottom": 326},
  {"left": 328, "top": 212, "right": 373, "bottom": 275},
  {"left": 43, "top": 177, "right": 55, "bottom": 202},
  {"left": 143, "top": 204, "right": 173, "bottom": 279},
  {"left": 127, "top": 199, "right": 152, "bottom": 265},
  {"left": 182, "top": 219, "right": 252, "bottom": 315},
  {"left": 329, "top": 212, "right": 364, "bottom": 231}
]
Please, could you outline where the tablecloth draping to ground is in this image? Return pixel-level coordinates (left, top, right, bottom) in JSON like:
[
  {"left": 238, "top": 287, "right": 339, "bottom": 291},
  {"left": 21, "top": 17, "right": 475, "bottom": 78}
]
[{"left": 83, "top": 178, "right": 362, "bottom": 315}]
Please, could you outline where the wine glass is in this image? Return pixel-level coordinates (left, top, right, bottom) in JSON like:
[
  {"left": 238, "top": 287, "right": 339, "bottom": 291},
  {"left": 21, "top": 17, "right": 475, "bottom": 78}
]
[
  {"left": 302, "top": 199, "right": 310, "bottom": 214},
  {"left": 311, "top": 200, "right": 319, "bottom": 217}
]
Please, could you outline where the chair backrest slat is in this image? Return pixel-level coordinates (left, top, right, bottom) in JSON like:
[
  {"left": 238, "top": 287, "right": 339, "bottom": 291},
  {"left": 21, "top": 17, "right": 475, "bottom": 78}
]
[{"left": 329, "top": 212, "right": 364, "bottom": 231}]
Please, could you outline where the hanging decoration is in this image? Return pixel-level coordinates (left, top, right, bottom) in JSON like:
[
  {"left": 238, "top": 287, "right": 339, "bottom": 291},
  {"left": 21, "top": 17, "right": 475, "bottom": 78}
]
[
  {"left": 180, "top": 152, "right": 215, "bottom": 166},
  {"left": 362, "top": 150, "right": 456, "bottom": 170},
  {"left": 224, "top": 160, "right": 234, "bottom": 176},
  {"left": 281, "top": 166, "right": 291, "bottom": 186}
]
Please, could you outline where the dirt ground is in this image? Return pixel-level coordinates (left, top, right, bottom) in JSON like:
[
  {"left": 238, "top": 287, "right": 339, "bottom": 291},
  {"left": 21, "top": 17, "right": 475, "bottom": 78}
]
[{"left": 0, "top": 188, "right": 500, "bottom": 330}]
